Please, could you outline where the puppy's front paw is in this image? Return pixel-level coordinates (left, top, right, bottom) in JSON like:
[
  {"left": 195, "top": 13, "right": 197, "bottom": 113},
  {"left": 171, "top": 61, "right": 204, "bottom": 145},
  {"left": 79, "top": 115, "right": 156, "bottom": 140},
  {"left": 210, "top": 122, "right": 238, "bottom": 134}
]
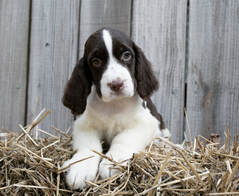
[
  {"left": 63, "top": 155, "right": 99, "bottom": 190},
  {"left": 99, "top": 151, "right": 131, "bottom": 179},
  {"left": 99, "top": 158, "right": 119, "bottom": 179}
]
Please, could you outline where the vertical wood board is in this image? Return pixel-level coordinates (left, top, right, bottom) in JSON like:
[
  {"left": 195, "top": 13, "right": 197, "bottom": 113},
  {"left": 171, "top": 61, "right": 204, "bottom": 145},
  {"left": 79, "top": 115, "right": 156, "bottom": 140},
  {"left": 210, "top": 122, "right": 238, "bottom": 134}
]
[
  {"left": 27, "top": 0, "right": 80, "bottom": 133},
  {"left": 79, "top": 0, "right": 132, "bottom": 57},
  {"left": 132, "top": 0, "right": 187, "bottom": 143},
  {"left": 187, "top": 0, "right": 239, "bottom": 140},
  {"left": 0, "top": 0, "right": 30, "bottom": 131}
]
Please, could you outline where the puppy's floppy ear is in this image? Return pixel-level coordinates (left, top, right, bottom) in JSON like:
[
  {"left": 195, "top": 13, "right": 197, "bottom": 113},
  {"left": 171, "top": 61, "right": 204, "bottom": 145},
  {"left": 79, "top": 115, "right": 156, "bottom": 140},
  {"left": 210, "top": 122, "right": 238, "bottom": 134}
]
[
  {"left": 133, "top": 43, "right": 159, "bottom": 98},
  {"left": 62, "top": 58, "right": 92, "bottom": 115}
]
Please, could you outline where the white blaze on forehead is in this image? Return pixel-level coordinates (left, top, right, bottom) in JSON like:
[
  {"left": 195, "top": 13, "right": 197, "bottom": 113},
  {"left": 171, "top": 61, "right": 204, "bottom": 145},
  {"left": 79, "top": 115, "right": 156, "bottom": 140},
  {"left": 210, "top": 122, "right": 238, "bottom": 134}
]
[
  {"left": 102, "top": 29, "right": 113, "bottom": 58},
  {"left": 101, "top": 29, "right": 134, "bottom": 102}
]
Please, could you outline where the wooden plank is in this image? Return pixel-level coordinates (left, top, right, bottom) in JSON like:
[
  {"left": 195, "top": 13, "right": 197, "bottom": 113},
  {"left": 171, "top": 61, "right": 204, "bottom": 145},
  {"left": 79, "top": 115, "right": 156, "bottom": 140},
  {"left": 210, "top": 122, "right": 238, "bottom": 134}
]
[
  {"left": 79, "top": 0, "right": 132, "bottom": 57},
  {"left": 0, "top": 0, "right": 30, "bottom": 132},
  {"left": 187, "top": 0, "right": 239, "bottom": 140},
  {"left": 132, "top": 0, "right": 187, "bottom": 143},
  {"left": 27, "top": 0, "right": 80, "bottom": 133}
]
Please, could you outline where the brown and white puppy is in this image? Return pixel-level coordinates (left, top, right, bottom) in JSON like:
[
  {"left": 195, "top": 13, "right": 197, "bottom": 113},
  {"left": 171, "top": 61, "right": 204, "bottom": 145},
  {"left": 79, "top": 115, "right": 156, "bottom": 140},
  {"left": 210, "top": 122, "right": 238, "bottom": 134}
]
[{"left": 62, "top": 28, "right": 170, "bottom": 189}]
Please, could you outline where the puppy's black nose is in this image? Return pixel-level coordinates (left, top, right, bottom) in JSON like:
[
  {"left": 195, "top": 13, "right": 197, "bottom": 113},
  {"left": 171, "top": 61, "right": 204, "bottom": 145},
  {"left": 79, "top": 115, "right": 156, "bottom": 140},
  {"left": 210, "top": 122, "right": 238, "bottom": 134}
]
[{"left": 107, "top": 80, "right": 124, "bottom": 92}]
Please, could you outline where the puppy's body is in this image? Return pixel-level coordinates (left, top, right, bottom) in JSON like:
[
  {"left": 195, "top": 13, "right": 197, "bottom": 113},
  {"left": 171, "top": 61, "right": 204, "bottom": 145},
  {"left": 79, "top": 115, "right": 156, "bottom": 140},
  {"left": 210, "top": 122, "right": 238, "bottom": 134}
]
[
  {"left": 62, "top": 28, "right": 170, "bottom": 189},
  {"left": 77, "top": 87, "right": 157, "bottom": 146}
]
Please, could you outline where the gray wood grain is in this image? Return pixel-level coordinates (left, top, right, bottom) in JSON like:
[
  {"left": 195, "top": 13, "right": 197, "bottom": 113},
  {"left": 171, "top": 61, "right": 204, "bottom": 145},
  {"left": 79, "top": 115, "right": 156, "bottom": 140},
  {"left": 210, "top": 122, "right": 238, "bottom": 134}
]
[
  {"left": 187, "top": 0, "right": 239, "bottom": 140},
  {"left": 132, "top": 0, "right": 187, "bottom": 143},
  {"left": 79, "top": 0, "right": 132, "bottom": 57},
  {"left": 27, "top": 0, "right": 80, "bottom": 133},
  {"left": 0, "top": 0, "right": 30, "bottom": 131}
]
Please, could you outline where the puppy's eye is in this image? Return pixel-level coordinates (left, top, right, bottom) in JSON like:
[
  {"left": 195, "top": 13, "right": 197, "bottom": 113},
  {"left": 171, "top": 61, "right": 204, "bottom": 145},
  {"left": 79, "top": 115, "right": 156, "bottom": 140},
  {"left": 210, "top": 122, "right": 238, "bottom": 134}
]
[
  {"left": 121, "top": 51, "right": 132, "bottom": 62},
  {"left": 91, "top": 58, "right": 102, "bottom": 67}
]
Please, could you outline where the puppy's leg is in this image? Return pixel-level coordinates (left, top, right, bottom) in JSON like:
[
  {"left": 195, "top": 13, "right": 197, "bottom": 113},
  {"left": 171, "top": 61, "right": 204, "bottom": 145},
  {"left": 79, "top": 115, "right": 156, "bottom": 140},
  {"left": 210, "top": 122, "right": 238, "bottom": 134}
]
[
  {"left": 63, "top": 119, "right": 102, "bottom": 190},
  {"left": 99, "top": 114, "right": 158, "bottom": 178}
]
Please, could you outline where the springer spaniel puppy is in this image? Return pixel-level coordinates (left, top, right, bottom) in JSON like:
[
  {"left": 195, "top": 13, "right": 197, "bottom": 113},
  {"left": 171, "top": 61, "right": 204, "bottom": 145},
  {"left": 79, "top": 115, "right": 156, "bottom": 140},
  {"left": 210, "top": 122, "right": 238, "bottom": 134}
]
[{"left": 62, "top": 28, "right": 170, "bottom": 189}]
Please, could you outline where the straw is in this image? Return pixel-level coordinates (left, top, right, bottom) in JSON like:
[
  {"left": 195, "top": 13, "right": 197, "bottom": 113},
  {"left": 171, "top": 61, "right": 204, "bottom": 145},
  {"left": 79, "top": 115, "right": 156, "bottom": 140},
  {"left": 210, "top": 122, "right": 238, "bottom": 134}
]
[{"left": 0, "top": 110, "right": 239, "bottom": 195}]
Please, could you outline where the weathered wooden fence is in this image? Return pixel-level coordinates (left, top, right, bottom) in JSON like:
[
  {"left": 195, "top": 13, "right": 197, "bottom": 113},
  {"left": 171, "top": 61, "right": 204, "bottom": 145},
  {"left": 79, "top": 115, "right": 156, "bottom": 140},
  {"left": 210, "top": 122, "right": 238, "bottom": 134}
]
[{"left": 0, "top": 0, "right": 239, "bottom": 143}]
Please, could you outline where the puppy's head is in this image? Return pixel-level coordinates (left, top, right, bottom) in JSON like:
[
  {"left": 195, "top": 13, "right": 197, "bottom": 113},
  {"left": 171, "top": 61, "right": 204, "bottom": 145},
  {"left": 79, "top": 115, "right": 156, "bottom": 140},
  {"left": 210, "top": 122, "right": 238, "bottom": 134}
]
[{"left": 62, "top": 28, "right": 158, "bottom": 115}]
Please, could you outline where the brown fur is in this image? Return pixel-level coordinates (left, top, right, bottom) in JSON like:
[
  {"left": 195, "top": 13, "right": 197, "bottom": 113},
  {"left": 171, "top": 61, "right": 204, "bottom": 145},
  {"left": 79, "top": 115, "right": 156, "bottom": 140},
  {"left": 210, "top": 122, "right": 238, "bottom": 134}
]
[
  {"left": 62, "top": 58, "right": 92, "bottom": 115},
  {"left": 144, "top": 98, "right": 165, "bottom": 130},
  {"left": 133, "top": 43, "right": 159, "bottom": 99}
]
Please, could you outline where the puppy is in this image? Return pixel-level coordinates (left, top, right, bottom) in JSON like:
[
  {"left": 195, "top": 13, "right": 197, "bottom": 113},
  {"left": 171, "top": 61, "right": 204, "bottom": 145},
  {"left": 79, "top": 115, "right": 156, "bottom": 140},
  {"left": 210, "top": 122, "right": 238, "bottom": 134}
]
[{"left": 62, "top": 28, "right": 170, "bottom": 189}]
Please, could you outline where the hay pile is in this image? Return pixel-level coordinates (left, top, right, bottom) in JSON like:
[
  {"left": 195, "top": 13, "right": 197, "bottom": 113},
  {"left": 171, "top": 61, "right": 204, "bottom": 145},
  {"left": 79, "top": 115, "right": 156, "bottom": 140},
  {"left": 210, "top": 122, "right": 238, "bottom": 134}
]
[{"left": 0, "top": 109, "right": 239, "bottom": 195}]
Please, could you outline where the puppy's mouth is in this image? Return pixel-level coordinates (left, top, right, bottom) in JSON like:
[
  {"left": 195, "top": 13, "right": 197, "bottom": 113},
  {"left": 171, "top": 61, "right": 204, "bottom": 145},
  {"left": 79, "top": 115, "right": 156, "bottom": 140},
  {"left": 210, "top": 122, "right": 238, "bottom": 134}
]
[
  {"left": 101, "top": 90, "right": 133, "bottom": 102},
  {"left": 110, "top": 89, "right": 124, "bottom": 96}
]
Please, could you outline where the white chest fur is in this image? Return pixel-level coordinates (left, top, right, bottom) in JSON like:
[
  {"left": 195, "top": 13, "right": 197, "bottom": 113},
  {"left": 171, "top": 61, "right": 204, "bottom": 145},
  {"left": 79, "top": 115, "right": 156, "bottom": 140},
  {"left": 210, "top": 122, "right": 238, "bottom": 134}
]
[{"left": 76, "top": 87, "right": 152, "bottom": 143}]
